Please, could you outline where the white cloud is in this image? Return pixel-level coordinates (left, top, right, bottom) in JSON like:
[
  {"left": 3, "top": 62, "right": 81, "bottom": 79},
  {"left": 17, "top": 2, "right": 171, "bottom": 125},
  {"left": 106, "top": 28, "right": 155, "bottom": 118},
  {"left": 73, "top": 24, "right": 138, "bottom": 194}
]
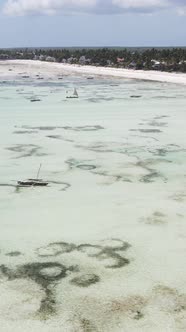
[
  {"left": 2, "top": 0, "right": 183, "bottom": 16},
  {"left": 3, "top": 0, "right": 97, "bottom": 16},
  {"left": 112, "top": 0, "right": 170, "bottom": 11},
  {"left": 177, "top": 6, "right": 186, "bottom": 15}
]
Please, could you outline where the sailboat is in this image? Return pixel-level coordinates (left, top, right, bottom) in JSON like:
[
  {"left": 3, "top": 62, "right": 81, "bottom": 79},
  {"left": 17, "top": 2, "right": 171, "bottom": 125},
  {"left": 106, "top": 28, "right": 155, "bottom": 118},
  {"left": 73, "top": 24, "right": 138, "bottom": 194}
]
[
  {"left": 17, "top": 164, "right": 48, "bottom": 187},
  {"left": 66, "top": 88, "right": 79, "bottom": 99}
]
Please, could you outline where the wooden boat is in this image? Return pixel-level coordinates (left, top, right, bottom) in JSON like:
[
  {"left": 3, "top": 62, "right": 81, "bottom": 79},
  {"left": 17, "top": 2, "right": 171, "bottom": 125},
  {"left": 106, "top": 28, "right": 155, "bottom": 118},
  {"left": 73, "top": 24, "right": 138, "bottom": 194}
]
[
  {"left": 17, "top": 180, "right": 48, "bottom": 187},
  {"left": 17, "top": 164, "right": 48, "bottom": 187}
]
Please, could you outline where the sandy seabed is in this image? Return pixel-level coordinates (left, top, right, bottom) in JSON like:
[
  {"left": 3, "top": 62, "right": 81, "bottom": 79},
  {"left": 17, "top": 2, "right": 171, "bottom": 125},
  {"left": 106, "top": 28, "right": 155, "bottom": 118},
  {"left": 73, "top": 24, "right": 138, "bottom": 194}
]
[{"left": 0, "top": 60, "right": 186, "bottom": 331}]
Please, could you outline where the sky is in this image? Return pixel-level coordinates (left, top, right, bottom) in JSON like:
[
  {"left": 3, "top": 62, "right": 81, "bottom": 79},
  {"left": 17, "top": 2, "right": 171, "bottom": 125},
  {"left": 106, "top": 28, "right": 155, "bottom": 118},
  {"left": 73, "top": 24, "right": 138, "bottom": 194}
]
[{"left": 0, "top": 0, "right": 186, "bottom": 47}]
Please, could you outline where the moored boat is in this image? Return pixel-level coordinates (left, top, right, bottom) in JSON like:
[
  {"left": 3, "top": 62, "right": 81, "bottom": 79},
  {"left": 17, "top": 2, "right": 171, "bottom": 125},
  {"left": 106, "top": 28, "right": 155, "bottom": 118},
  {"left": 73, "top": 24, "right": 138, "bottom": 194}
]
[
  {"left": 17, "top": 164, "right": 48, "bottom": 187},
  {"left": 17, "top": 179, "right": 48, "bottom": 187},
  {"left": 66, "top": 88, "right": 78, "bottom": 99}
]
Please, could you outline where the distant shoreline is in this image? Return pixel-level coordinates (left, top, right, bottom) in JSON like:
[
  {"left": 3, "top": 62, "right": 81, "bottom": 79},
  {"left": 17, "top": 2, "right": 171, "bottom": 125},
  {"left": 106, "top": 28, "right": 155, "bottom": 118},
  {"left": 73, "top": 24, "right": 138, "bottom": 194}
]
[{"left": 1, "top": 59, "right": 186, "bottom": 85}]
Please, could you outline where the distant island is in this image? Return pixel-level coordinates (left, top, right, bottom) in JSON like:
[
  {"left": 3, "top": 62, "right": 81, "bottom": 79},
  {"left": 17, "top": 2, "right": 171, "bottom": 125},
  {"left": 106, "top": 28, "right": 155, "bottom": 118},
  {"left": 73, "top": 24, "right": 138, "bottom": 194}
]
[{"left": 0, "top": 47, "right": 186, "bottom": 73}]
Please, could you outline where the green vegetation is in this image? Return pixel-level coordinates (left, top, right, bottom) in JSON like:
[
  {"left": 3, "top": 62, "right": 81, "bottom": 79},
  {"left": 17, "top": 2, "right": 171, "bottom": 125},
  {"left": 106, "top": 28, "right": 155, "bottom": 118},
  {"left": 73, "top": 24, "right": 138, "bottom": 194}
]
[{"left": 0, "top": 47, "right": 186, "bottom": 72}]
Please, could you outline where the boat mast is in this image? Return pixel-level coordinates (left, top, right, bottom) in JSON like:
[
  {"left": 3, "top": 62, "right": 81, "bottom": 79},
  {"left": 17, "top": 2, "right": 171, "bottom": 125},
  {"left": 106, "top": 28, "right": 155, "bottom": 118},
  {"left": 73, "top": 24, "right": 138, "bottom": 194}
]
[{"left": 36, "top": 164, "right": 42, "bottom": 179}]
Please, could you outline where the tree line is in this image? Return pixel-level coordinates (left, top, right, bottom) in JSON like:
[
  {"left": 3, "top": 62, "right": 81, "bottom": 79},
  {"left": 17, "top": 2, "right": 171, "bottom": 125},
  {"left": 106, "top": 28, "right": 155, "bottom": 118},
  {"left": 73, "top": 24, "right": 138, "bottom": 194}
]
[{"left": 0, "top": 47, "right": 186, "bottom": 72}]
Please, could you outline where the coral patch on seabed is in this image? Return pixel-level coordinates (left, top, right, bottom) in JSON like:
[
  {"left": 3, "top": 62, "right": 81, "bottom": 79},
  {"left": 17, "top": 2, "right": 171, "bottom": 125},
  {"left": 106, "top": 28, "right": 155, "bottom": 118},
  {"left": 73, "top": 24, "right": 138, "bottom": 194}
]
[
  {"left": 0, "top": 262, "right": 74, "bottom": 319},
  {"left": 37, "top": 242, "right": 76, "bottom": 257},
  {"left": 65, "top": 158, "right": 98, "bottom": 172},
  {"left": 6, "top": 144, "right": 47, "bottom": 158},
  {"left": 130, "top": 128, "right": 162, "bottom": 133},
  {"left": 140, "top": 211, "right": 167, "bottom": 225},
  {"left": 0, "top": 239, "right": 131, "bottom": 320},
  {"left": 70, "top": 274, "right": 100, "bottom": 287},
  {"left": 5, "top": 251, "right": 22, "bottom": 257},
  {"left": 13, "top": 130, "right": 38, "bottom": 134},
  {"left": 17, "top": 124, "right": 104, "bottom": 132},
  {"left": 37, "top": 238, "right": 131, "bottom": 269}
]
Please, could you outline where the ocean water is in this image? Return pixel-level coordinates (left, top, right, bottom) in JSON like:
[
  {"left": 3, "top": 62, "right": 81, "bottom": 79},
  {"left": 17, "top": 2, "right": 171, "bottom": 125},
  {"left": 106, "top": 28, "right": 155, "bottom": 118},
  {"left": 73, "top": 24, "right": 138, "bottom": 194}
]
[{"left": 0, "top": 64, "right": 186, "bottom": 331}]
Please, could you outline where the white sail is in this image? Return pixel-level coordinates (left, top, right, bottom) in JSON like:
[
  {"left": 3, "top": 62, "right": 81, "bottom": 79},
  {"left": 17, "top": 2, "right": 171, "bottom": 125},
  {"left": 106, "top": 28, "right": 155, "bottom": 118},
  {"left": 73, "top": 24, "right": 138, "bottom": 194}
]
[{"left": 73, "top": 88, "right": 78, "bottom": 97}]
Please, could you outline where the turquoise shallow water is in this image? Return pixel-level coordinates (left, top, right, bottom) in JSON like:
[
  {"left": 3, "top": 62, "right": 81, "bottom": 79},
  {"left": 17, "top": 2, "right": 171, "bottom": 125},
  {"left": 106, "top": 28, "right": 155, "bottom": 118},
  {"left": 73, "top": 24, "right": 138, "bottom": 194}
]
[{"left": 0, "top": 66, "right": 186, "bottom": 331}]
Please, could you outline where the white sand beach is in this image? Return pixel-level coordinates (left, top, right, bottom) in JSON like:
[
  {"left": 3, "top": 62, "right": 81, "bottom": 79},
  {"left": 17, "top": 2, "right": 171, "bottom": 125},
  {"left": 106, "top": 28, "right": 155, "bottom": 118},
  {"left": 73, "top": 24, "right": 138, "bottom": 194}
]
[
  {"left": 1, "top": 59, "right": 186, "bottom": 84},
  {"left": 0, "top": 60, "right": 186, "bottom": 331}
]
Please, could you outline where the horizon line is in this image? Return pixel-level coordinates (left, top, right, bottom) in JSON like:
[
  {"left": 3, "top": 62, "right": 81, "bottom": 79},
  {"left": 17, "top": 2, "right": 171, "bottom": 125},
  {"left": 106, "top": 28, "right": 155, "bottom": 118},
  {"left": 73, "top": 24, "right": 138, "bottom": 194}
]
[{"left": 1, "top": 45, "right": 186, "bottom": 49}]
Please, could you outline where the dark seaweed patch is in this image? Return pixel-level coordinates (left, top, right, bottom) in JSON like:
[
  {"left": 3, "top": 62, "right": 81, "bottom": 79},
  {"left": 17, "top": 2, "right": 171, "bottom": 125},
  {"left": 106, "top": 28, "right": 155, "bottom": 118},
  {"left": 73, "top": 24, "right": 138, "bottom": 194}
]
[
  {"left": 70, "top": 274, "right": 100, "bottom": 287},
  {"left": 37, "top": 242, "right": 76, "bottom": 257},
  {"left": 170, "top": 192, "right": 186, "bottom": 202},
  {"left": 6, "top": 144, "right": 34, "bottom": 153},
  {"left": 50, "top": 135, "right": 73, "bottom": 142},
  {"left": 56, "top": 125, "right": 104, "bottom": 132},
  {"left": 77, "top": 164, "right": 97, "bottom": 171},
  {"left": 77, "top": 244, "right": 102, "bottom": 256},
  {"left": 137, "top": 160, "right": 167, "bottom": 183},
  {"left": 77, "top": 239, "right": 130, "bottom": 269},
  {"left": 13, "top": 130, "right": 38, "bottom": 134},
  {"left": 6, "top": 144, "right": 47, "bottom": 158},
  {"left": 18, "top": 262, "right": 67, "bottom": 283},
  {"left": 6, "top": 251, "right": 22, "bottom": 257},
  {"left": 154, "top": 115, "right": 169, "bottom": 120},
  {"left": 47, "top": 180, "right": 71, "bottom": 191},
  {"left": 141, "top": 211, "right": 167, "bottom": 225},
  {"left": 147, "top": 121, "right": 167, "bottom": 127},
  {"left": 92, "top": 169, "right": 133, "bottom": 183},
  {"left": 37, "top": 239, "right": 131, "bottom": 270},
  {"left": 66, "top": 158, "right": 97, "bottom": 171},
  {"left": 149, "top": 145, "right": 186, "bottom": 157},
  {"left": 18, "top": 262, "right": 68, "bottom": 319},
  {"left": 96, "top": 249, "right": 130, "bottom": 269},
  {"left": 0, "top": 265, "right": 14, "bottom": 280},
  {"left": 101, "top": 239, "right": 130, "bottom": 251},
  {"left": 75, "top": 143, "right": 111, "bottom": 154},
  {"left": 46, "top": 135, "right": 74, "bottom": 143},
  {"left": 46, "top": 135, "right": 62, "bottom": 140},
  {"left": 0, "top": 262, "right": 72, "bottom": 319},
  {"left": 0, "top": 238, "right": 131, "bottom": 319},
  {"left": 19, "top": 125, "right": 104, "bottom": 132},
  {"left": 140, "top": 171, "right": 161, "bottom": 183},
  {"left": 38, "top": 288, "right": 56, "bottom": 318},
  {"left": 154, "top": 148, "right": 167, "bottom": 156},
  {"left": 80, "top": 318, "right": 97, "bottom": 332},
  {"left": 130, "top": 129, "right": 162, "bottom": 133},
  {"left": 21, "top": 126, "right": 57, "bottom": 131}
]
